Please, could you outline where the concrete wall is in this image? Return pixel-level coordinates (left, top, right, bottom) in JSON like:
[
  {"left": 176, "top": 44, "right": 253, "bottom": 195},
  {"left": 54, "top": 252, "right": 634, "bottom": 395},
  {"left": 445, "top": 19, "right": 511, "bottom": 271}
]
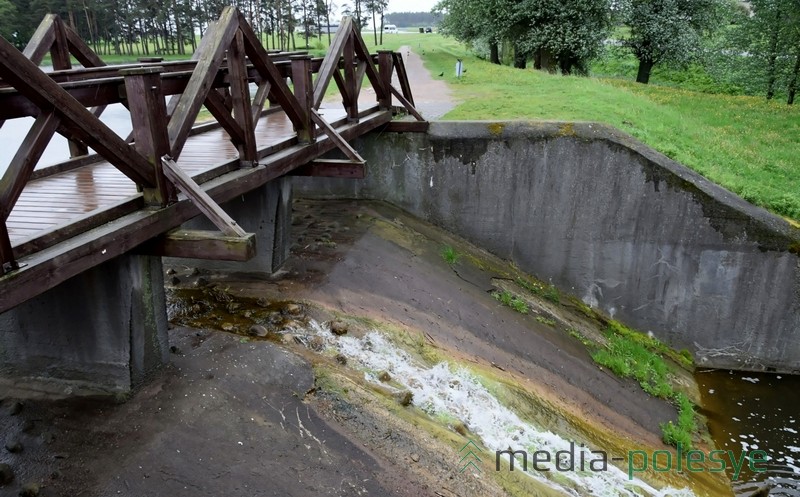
[
  {"left": 172, "top": 177, "right": 292, "bottom": 274},
  {"left": 0, "top": 254, "right": 169, "bottom": 398},
  {"left": 295, "top": 121, "right": 800, "bottom": 373}
]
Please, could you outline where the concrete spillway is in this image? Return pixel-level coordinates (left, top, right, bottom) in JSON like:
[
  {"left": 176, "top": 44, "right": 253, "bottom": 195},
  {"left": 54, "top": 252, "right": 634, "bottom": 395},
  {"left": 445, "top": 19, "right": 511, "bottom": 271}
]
[{"left": 295, "top": 120, "right": 800, "bottom": 373}]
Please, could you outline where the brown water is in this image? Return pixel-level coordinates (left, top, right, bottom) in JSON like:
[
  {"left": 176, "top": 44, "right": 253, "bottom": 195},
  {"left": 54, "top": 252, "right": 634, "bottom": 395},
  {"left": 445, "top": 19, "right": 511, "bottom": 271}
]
[{"left": 698, "top": 370, "right": 800, "bottom": 496}]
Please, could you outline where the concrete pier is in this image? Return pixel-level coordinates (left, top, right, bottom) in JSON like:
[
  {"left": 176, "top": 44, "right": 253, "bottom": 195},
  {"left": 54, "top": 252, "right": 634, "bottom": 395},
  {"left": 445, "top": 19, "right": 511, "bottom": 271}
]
[
  {"left": 173, "top": 177, "right": 293, "bottom": 274},
  {"left": 0, "top": 254, "right": 169, "bottom": 398}
]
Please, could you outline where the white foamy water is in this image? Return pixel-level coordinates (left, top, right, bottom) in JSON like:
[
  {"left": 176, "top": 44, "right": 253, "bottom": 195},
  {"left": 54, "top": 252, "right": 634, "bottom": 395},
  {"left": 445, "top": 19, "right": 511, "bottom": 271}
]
[{"left": 296, "top": 320, "right": 696, "bottom": 497}]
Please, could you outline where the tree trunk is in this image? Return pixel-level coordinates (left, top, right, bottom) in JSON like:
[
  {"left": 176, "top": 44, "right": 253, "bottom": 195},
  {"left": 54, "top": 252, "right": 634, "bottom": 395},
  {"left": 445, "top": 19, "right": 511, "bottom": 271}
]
[
  {"left": 490, "top": 42, "right": 500, "bottom": 65},
  {"left": 379, "top": 12, "right": 384, "bottom": 45},
  {"left": 766, "top": 8, "right": 782, "bottom": 99},
  {"left": 636, "top": 59, "right": 653, "bottom": 84},
  {"left": 513, "top": 45, "right": 526, "bottom": 69},
  {"left": 788, "top": 50, "right": 800, "bottom": 105}
]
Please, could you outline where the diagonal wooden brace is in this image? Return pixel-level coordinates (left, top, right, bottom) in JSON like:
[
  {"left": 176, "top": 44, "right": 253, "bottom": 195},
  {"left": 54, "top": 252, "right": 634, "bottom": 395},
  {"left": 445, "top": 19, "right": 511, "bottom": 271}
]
[
  {"left": 161, "top": 156, "right": 247, "bottom": 238},
  {"left": 310, "top": 109, "right": 364, "bottom": 163}
]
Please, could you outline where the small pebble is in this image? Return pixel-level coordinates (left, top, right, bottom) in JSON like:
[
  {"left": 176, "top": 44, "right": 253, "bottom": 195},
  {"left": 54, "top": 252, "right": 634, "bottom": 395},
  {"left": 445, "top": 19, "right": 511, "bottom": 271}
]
[
  {"left": 221, "top": 323, "right": 234, "bottom": 332},
  {"left": 330, "top": 320, "right": 348, "bottom": 336},
  {"left": 410, "top": 453, "right": 420, "bottom": 462},
  {"left": 378, "top": 372, "right": 391, "bottom": 382},
  {"left": 248, "top": 325, "right": 269, "bottom": 338},
  {"left": 285, "top": 303, "right": 302, "bottom": 315},
  {"left": 335, "top": 354, "right": 347, "bottom": 365},
  {"left": 7, "top": 402, "right": 22, "bottom": 416},
  {"left": 5, "top": 441, "right": 22, "bottom": 454},
  {"left": 19, "top": 482, "right": 40, "bottom": 497},
  {"left": 165, "top": 268, "right": 176, "bottom": 275},
  {"left": 394, "top": 390, "right": 413, "bottom": 406},
  {"left": 0, "top": 463, "right": 13, "bottom": 485},
  {"left": 169, "top": 345, "right": 181, "bottom": 355},
  {"left": 170, "top": 276, "right": 181, "bottom": 285}
]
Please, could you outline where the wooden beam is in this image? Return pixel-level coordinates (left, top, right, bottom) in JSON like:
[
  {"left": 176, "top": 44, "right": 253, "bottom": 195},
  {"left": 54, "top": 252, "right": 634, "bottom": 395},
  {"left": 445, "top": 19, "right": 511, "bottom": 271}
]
[
  {"left": 350, "top": 23, "right": 389, "bottom": 104},
  {"left": 203, "top": 90, "right": 247, "bottom": 145},
  {"left": 122, "top": 67, "right": 176, "bottom": 206},
  {"left": 292, "top": 56, "right": 315, "bottom": 143},
  {"left": 291, "top": 159, "right": 365, "bottom": 179},
  {"left": 161, "top": 156, "right": 247, "bottom": 237},
  {"left": 168, "top": 7, "right": 239, "bottom": 160},
  {"left": 381, "top": 120, "right": 430, "bottom": 133},
  {"left": 0, "top": 111, "right": 60, "bottom": 219},
  {"left": 0, "top": 36, "right": 156, "bottom": 187},
  {"left": 64, "top": 25, "right": 106, "bottom": 68},
  {"left": 378, "top": 51, "right": 394, "bottom": 110},
  {"left": 228, "top": 30, "right": 257, "bottom": 165},
  {"left": 22, "top": 14, "right": 56, "bottom": 65},
  {"left": 251, "top": 79, "right": 272, "bottom": 124},
  {"left": 389, "top": 85, "right": 425, "bottom": 121},
  {"left": 311, "top": 109, "right": 363, "bottom": 162},
  {"left": 142, "top": 229, "right": 256, "bottom": 261},
  {"left": 0, "top": 221, "right": 14, "bottom": 273},
  {"left": 393, "top": 52, "right": 416, "bottom": 107},
  {"left": 312, "top": 17, "right": 353, "bottom": 109},
  {"left": 236, "top": 11, "right": 307, "bottom": 131},
  {"left": 343, "top": 33, "right": 358, "bottom": 120}
]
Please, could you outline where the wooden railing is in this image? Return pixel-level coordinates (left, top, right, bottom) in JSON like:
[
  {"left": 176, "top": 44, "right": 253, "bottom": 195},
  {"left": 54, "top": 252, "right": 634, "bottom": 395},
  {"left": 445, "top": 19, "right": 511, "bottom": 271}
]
[{"left": 0, "top": 6, "right": 422, "bottom": 276}]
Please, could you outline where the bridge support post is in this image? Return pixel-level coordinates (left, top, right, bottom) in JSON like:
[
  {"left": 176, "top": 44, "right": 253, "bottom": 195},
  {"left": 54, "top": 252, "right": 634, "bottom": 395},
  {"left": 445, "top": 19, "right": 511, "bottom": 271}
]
[
  {"left": 0, "top": 254, "right": 169, "bottom": 398},
  {"left": 168, "top": 177, "right": 292, "bottom": 274},
  {"left": 291, "top": 55, "right": 315, "bottom": 144}
]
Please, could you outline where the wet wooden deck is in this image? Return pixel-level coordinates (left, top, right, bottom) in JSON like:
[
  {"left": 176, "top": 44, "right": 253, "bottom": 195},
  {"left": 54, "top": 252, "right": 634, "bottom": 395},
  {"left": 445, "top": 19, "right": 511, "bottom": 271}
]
[{"left": 8, "top": 107, "right": 347, "bottom": 248}]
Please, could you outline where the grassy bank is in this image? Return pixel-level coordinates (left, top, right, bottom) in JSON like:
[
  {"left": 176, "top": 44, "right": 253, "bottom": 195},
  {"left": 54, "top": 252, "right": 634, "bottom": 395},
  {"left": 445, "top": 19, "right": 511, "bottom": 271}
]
[{"left": 395, "top": 34, "right": 800, "bottom": 222}]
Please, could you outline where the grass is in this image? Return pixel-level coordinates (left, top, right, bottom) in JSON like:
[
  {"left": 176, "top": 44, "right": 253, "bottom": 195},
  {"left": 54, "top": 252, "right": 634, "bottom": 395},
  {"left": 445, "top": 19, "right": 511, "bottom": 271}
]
[
  {"left": 493, "top": 290, "right": 529, "bottom": 314},
  {"left": 406, "top": 35, "right": 800, "bottom": 221},
  {"left": 440, "top": 245, "right": 460, "bottom": 265},
  {"left": 516, "top": 277, "right": 560, "bottom": 304},
  {"left": 590, "top": 325, "right": 697, "bottom": 448}
]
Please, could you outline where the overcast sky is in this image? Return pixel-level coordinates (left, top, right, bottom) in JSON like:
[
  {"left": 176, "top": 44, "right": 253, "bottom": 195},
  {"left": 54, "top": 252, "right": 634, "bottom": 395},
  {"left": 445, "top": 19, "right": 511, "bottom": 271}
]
[{"left": 386, "top": 0, "right": 439, "bottom": 13}]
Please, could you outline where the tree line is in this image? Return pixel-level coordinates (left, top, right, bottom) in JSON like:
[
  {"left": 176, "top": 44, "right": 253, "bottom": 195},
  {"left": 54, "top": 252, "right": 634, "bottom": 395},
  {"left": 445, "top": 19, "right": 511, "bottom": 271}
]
[
  {"left": 0, "top": 0, "right": 391, "bottom": 56},
  {"left": 435, "top": 0, "right": 800, "bottom": 104}
]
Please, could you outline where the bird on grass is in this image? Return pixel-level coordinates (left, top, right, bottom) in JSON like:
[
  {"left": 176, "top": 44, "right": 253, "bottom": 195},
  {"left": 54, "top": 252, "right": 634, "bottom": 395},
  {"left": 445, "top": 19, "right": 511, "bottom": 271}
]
[
  {"left": 463, "top": 68, "right": 467, "bottom": 73},
  {"left": 438, "top": 71, "right": 444, "bottom": 77}
]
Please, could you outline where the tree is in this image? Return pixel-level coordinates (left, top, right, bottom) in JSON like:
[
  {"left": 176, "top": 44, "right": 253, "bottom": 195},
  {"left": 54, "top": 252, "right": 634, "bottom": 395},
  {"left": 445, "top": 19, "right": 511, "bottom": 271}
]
[
  {"left": 436, "top": 0, "right": 611, "bottom": 72},
  {"left": 365, "top": 0, "right": 387, "bottom": 45},
  {"left": 0, "top": 0, "right": 19, "bottom": 43},
  {"left": 620, "top": 0, "right": 729, "bottom": 84}
]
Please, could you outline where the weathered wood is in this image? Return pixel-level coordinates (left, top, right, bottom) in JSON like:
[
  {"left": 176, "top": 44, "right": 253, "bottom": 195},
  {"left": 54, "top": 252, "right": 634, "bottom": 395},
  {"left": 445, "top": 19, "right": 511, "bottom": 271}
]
[
  {"left": 122, "top": 67, "right": 176, "bottom": 206},
  {"left": 382, "top": 120, "right": 430, "bottom": 133},
  {"left": 161, "top": 156, "right": 247, "bottom": 237},
  {"left": 0, "top": 221, "right": 14, "bottom": 272},
  {"left": 22, "top": 14, "right": 56, "bottom": 64},
  {"left": 143, "top": 229, "right": 256, "bottom": 261},
  {"left": 250, "top": 79, "right": 272, "bottom": 124},
  {"left": 312, "top": 17, "right": 353, "bottom": 109},
  {"left": 343, "top": 34, "right": 358, "bottom": 120},
  {"left": 311, "top": 109, "right": 363, "bottom": 162},
  {"left": 203, "top": 90, "right": 247, "bottom": 145},
  {"left": 291, "top": 159, "right": 365, "bottom": 179},
  {"left": 393, "top": 52, "right": 416, "bottom": 107},
  {"left": 228, "top": 30, "right": 257, "bottom": 165},
  {"left": 389, "top": 85, "right": 425, "bottom": 121},
  {"left": 378, "top": 51, "right": 394, "bottom": 109},
  {"left": 64, "top": 26, "right": 106, "bottom": 68},
  {"left": 0, "top": 37, "right": 156, "bottom": 187},
  {"left": 350, "top": 24, "right": 389, "bottom": 104},
  {"left": 0, "top": 109, "right": 391, "bottom": 313},
  {"left": 167, "top": 7, "right": 240, "bottom": 160},
  {"left": 354, "top": 60, "right": 368, "bottom": 101},
  {"left": 292, "top": 56, "right": 315, "bottom": 143},
  {"left": 0, "top": 112, "right": 61, "bottom": 219},
  {"left": 236, "top": 11, "right": 307, "bottom": 132},
  {"left": 331, "top": 69, "right": 350, "bottom": 109}
]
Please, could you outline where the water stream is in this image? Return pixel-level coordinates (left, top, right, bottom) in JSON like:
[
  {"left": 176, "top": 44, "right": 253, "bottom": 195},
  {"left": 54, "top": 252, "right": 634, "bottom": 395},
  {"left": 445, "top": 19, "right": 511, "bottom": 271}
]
[
  {"left": 697, "top": 370, "right": 800, "bottom": 496},
  {"left": 299, "top": 319, "right": 696, "bottom": 497}
]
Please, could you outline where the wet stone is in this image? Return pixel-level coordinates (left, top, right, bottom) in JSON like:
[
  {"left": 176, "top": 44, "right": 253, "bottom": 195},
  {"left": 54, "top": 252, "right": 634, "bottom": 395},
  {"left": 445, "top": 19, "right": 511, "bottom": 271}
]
[
  {"left": 170, "top": 276, "right": 181, "bottom": 286},
  {"left": 410, "top": 453, "right": 420, "bottom": 463},
  {"left": 307, "top": 336, "right": 324, "bottom": 352},
  {"left": 256, "top": 298, "right": 269, "bottom": 308},
  {"left": 394, "top": 390, "right": 413, "bottom": 406},
  {"left": 335, "top": 354, "right": 348, "bottom": 365},
  {"left": 165, "top": 268, "right": 177, "bottom": 275},
  {"left": 330, "top": 320, "right": 348, "bottom": 336},
  {"left": 0, "top": 463, "right": 13, "bottom": 485},
  {"left": 285, "top": 303, "right": 302, "bottom": 315},
  {"left": 19, "top": 482, "right": 40, "bottom": 497},
  {"left": 221, "top": 323, "right": 234, "bottom": 332},
  {"left": 7, "top": 402, "right": 22, "bottom": 416},
  {"left": 248, "top": 325, "right": 269, "bottom": 338},
  {"left": 378, "top": 372, "right": 391, "bottom": 382},
  {"left": 5, "top": 441, "right": 22, "bottom": 454}
]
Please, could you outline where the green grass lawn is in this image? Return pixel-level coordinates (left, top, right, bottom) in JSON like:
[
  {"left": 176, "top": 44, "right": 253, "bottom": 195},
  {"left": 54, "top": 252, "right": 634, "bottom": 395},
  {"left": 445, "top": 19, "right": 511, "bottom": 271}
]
[{"left": 397, "top": 34, "right": 800, "bottom": 222}]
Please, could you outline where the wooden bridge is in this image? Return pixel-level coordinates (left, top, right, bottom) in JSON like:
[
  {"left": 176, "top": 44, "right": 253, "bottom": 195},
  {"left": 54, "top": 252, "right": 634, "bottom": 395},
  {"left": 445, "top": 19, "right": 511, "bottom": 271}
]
[{"left": 0, "top": 7, "right": 426, "bottom": 315}]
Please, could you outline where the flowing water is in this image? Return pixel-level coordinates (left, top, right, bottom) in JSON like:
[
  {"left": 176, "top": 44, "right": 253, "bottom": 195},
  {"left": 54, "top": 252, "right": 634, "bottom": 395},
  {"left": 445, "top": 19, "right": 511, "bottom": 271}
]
[
  {"left": 298, "top": 319, "right": 696, "bottom": 497},
  {"left": 697, "top": 370, "right": 800, "bottom": 496}
]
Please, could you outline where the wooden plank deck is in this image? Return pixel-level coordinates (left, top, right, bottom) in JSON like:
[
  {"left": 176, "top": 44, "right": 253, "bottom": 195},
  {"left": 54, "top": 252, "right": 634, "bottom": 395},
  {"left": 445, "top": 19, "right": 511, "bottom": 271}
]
[{"left": 7, "top": 107, "right": 347, "bottom": 249}]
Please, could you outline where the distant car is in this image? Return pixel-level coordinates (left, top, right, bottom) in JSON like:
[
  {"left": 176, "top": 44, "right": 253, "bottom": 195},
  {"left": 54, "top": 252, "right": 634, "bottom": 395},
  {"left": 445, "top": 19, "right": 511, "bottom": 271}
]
[
  {"left": 383, "top": 24, "right": 398, "bottom": 34},
  {"left": 425, "top": 27, "right": 433, "bottom": 33}
]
